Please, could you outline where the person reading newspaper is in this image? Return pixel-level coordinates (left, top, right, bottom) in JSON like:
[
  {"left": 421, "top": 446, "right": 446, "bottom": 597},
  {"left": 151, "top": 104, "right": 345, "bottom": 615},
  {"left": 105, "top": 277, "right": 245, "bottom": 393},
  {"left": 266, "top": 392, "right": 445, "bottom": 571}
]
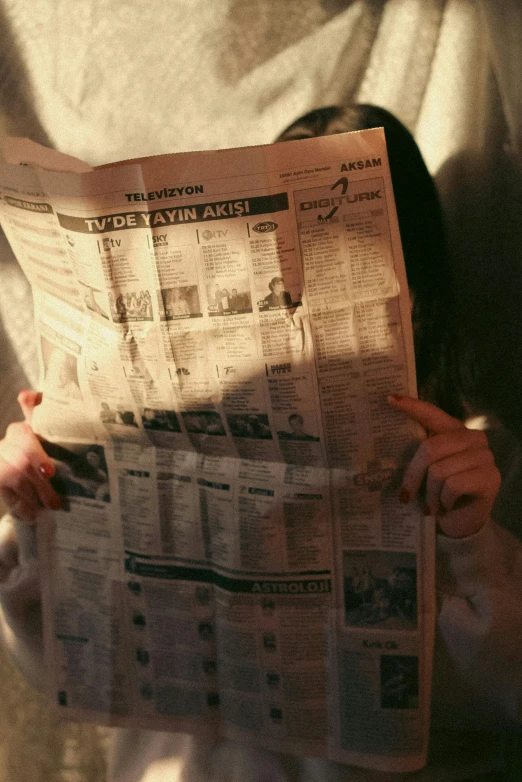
[{"left": 0, "top": 105, "right": 521, "bottom": 781}]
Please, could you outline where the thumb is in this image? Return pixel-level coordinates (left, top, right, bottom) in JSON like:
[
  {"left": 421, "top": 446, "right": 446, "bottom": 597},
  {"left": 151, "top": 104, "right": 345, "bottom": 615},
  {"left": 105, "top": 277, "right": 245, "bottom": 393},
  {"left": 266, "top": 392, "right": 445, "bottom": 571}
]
[{"left": 17, "top": 390, "right": 43, "bottom": 423}]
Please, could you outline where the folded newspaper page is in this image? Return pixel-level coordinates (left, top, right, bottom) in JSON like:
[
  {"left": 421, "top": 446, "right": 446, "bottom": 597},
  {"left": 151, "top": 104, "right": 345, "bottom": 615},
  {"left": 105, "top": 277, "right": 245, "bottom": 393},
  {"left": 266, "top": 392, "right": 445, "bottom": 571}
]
[{"left": 0, "top": 130, "right": 435, "bottom": 772}]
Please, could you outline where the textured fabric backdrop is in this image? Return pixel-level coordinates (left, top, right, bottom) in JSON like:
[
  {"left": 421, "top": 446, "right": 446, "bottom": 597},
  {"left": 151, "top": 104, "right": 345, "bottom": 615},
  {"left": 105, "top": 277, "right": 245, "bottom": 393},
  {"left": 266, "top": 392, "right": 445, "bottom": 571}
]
[{"left": 0, "top": 1, "right": 521, "bottom": 779}]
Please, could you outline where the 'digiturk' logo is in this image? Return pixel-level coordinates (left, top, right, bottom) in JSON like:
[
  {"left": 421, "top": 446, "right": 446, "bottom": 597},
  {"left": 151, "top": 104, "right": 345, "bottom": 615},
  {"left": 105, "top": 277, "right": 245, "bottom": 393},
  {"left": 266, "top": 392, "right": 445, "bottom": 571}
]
[{"left": 252, "top": 221, "right": 278, "bottom": 233}]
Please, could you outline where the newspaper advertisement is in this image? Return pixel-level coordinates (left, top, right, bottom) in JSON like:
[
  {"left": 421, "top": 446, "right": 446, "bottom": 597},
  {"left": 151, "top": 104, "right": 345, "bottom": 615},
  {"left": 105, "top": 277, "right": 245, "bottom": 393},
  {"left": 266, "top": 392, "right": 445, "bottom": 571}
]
[{"left": 0, "top": 129, "right": 435, "bottom": 772}]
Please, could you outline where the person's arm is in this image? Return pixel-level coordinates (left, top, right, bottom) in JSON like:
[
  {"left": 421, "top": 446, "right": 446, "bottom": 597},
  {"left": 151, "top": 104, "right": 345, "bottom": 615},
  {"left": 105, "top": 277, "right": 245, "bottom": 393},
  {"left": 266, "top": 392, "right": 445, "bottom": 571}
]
[
  {"left": 0, "top": 513, "right": 46, "bottom": 691},
  {"left": 436, "top": 521, "right": 522, "bottom": 725},
  {"left": 0, "top": 391, "right": 61, "bottom": 690},
  {"left": 388, "top": 395, "right": 522, "bottom": 724}
]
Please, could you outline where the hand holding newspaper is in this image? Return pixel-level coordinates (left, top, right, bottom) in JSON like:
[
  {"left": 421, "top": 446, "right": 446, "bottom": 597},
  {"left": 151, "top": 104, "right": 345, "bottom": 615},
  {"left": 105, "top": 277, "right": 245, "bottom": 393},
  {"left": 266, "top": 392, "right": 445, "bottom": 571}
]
[{"left": 0, "top": 129, "right": 433, "bottom": 772}]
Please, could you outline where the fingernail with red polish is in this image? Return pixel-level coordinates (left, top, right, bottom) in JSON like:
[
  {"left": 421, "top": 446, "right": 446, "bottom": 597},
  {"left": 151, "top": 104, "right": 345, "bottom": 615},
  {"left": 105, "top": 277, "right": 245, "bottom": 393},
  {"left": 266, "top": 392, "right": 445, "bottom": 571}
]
[
  {"left": 388, "top": 394, "right": 405, "bottom": 402},
  {"left": 399, "top": 488, "right": 410, "bottom": 504},
  {"left": 35, "top": 392, "right": 43, "bottom": 405},
  {"left": 39, "top": 462, "right": 55, "bottom": 478}
]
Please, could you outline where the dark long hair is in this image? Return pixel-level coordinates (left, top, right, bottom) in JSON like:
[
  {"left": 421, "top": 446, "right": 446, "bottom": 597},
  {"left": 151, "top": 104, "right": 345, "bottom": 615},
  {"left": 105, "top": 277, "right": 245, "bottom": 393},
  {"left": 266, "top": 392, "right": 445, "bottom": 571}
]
[{"left": 277, "top": 105, "right": 466, "bottom": 419}]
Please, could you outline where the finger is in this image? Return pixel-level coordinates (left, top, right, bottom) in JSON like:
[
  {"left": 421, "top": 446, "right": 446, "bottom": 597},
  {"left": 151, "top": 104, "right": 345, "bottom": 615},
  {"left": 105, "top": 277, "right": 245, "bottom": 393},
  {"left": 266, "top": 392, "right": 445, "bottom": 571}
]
[
  {"left": 439, "top": 466, "right": 501, "bottom": 513},
  {"left": 17, "top": 390, "right": 42, "bottom": 423},
  {"left": 1, "top": 444, "right": 61, "bottom": 511},
  {"left": 0, "top": 464, "right": 44, "bottom": 522},
  {"left": 387, "top": 394, "right": 464, "bottom": 435},
  {"left": 401, "top": 429, "right": 489, "bottom": 504},
  {"left": 437, "top": 498, "right": 491, "bottom": 539},
  {"left": 5, "top": 422, "right": 56, "bottom": 480},
  {"left": 424, "top": 447, "right": 496, "bottom": 515},
  {"left": 2, "top": 424, "right": 61, "bottom": 510},
  {"left": 7, "top": 496, "right": 40, "bottom": 524}
]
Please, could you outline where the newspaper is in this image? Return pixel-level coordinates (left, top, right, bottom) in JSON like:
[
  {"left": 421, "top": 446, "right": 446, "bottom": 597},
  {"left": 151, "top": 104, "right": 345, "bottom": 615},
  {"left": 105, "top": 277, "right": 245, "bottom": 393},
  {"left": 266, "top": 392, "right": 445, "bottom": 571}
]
[{"left": 0, "top": 129, "right": 435, "bottom": 773}]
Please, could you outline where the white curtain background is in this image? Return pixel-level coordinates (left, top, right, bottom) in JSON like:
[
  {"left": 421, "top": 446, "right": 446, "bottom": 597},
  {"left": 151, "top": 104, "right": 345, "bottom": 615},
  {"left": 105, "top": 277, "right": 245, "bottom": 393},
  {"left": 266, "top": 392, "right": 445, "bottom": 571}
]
[{"left": 0, "top": 1, "right": 520, "bottom": 779}]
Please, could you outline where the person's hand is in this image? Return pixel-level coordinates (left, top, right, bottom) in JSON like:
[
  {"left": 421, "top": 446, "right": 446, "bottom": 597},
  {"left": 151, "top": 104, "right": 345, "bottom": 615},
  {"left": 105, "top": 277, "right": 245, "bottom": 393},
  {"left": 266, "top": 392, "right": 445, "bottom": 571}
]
[
  {"left": 387, "top": 394, "right": 501, "bottom": 539},
  {"left": 0, "top": 391, "right": 61, "bottom": 523}
]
